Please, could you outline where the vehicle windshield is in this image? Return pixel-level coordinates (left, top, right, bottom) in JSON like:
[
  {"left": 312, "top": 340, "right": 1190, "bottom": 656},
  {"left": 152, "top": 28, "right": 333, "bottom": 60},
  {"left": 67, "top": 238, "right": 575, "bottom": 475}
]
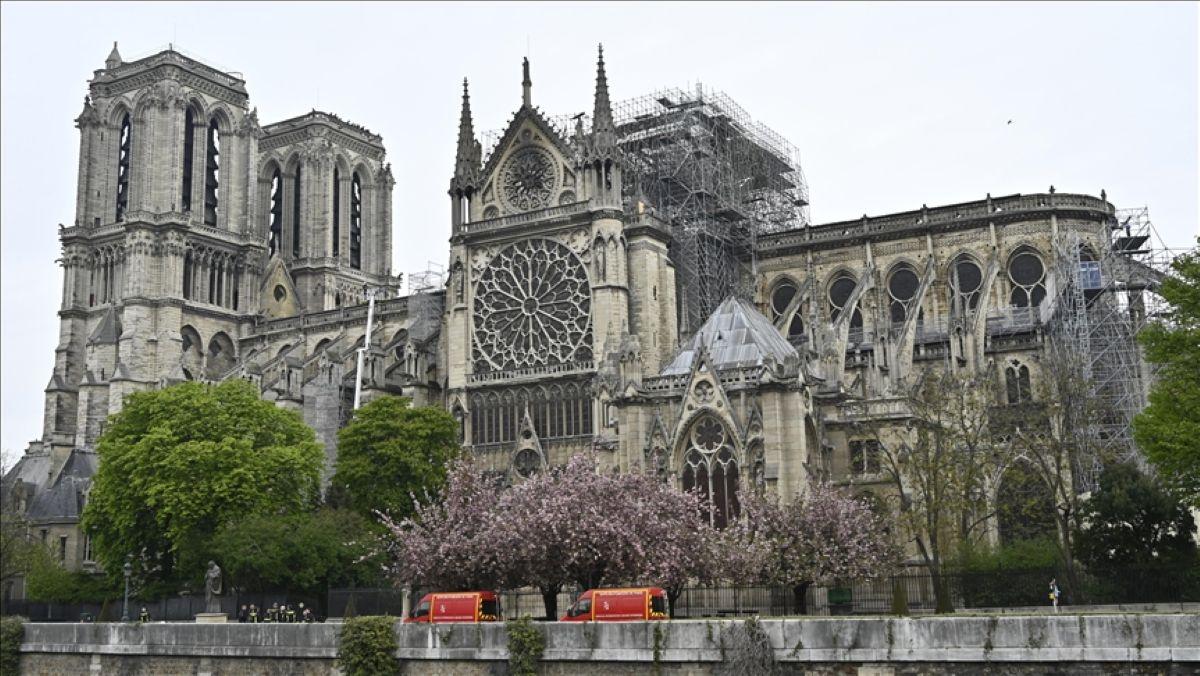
[
  {"left": 412, "top": 601, "right": 430, "bottom": 617},
  {"left": 651, "top": 596, "right": 666, "bottom": 614},
  {"left": 569, "top": 599, "right": 591, "bottom": 617},
  {"left": 481, "top": 599, "right": 499, "bottom": 616}
]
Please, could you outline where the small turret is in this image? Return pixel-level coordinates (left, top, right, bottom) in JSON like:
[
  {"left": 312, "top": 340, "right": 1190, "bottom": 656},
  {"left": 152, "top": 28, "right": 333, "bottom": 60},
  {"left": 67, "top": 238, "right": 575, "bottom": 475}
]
[
  {"left": 578, "top": 45, "right": 623, "bottom": 206},
  {"left": 450, "top": 79, "right": 482, "bottom": 195},
  {"left": 105, "top": 41, "right": 122, "bottom": 70},
  {"left": 450, "top": 79, "right": 482, "bottom": 229}
]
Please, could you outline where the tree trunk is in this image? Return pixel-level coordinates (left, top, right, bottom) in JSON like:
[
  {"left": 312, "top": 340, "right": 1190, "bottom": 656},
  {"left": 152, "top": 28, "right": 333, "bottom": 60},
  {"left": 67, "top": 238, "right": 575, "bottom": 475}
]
[
  {"left": 792, "top": 583, "right": 810, "bottom": 615},
  {"left": 930, "top": 566, "right": 954, "bottom": 614},
  {"left": 667, "top": 585, "right": 682, "bottom": 619},
  {"left": 540, "top": 586, "right": 560, "bottom": 621}
]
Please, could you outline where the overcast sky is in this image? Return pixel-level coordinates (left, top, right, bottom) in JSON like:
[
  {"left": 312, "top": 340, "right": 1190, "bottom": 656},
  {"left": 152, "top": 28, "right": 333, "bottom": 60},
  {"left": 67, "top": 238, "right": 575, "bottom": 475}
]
[{"left": 2, "top": 1, "right": 1197, "bottom": 456}]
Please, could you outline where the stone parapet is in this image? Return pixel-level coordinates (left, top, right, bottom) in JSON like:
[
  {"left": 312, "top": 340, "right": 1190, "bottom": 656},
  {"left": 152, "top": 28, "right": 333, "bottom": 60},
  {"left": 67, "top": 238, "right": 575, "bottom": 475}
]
[{"left": 19, "top": 613, "right": 1200, "bottom": 667}]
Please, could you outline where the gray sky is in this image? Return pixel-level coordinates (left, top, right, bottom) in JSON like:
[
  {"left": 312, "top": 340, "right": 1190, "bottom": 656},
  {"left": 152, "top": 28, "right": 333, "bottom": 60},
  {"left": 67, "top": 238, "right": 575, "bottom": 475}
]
[{"left": 2, "top": 1, "right": 1197, "bottom": 456}]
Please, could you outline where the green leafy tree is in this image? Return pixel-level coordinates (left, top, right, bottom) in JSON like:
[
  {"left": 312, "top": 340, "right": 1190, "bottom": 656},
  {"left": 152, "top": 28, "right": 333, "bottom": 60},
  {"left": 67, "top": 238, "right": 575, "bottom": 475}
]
[
  {"left": 1134, "top": 241, "right": 1200, "bottom": 507},
  {"left": 82, "top": 380, "right": 323, "bottom": 588},
  {"left": 209, "top": 508, "right": 384, "bottom": 596},
  {"left": 1073, "top": 463, "right": 1197, "bottom": 573},
  {"left": 330, "top": 396, "right": 459, "bottom": 520},
  {"left": 850, "top": 367, "right": 1005, "bottom": 613}
]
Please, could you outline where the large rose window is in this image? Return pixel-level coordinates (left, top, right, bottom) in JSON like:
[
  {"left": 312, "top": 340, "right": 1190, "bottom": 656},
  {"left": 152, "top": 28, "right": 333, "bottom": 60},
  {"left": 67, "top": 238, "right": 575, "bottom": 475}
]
[
  {"left": 501, "top": 147, "right": 556, "bottom": 212},
  {"left": 473, "top": 238, "right": 592, "bottom": 373}
]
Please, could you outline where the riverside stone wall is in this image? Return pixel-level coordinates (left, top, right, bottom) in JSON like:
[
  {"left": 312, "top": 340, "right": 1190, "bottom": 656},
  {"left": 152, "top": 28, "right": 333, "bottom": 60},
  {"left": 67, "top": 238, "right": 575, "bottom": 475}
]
[{"left": 17, "top": 613, "right": 1200, "bottom": 675}]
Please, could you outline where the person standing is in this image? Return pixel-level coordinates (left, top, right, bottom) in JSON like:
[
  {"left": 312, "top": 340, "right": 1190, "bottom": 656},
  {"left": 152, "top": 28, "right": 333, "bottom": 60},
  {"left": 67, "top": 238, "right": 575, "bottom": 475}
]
[
  {"left": 1049, "top": 578, "right": 1062, "bottom": 612},
  {"left": 285, "top": 604, "right": 297, "bottom": 623},
  {"left": 138, "top": 607, "right": 150, "bottom": 623},
  {"left": 249, "top": 604, "right": 259, "bottom": 623},
  {"left": 237, "top": 604, "right": 248, "bottom": 623}
]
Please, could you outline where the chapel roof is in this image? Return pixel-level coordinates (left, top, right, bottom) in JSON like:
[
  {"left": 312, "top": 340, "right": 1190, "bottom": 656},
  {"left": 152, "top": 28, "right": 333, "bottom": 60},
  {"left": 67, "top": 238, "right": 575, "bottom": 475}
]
[{"left": 661, "top": 296, "right": 800, "bottom": 376}]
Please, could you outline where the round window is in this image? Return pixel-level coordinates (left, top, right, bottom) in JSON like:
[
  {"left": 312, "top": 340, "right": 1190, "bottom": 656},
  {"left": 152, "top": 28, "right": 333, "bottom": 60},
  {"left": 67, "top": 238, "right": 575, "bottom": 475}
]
[{"left": 273, "top": 285, "right": 287, "bottom": 302}]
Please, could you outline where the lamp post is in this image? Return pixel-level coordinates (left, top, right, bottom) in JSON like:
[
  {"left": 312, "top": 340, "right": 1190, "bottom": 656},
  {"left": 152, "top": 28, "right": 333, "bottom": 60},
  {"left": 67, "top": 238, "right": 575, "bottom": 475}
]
[{"left": 121, "top": 558, "right": 132, "bottom": 622}]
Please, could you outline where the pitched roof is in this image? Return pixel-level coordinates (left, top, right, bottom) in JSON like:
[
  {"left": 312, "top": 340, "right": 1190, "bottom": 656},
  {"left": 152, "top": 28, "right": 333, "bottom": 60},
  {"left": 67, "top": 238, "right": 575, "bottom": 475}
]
[
  {"left": 87, "top": 307, "right": 121, "bottom": 345},
  {"left": 661, "top": 296, "right": 800, "bottom": 376}
]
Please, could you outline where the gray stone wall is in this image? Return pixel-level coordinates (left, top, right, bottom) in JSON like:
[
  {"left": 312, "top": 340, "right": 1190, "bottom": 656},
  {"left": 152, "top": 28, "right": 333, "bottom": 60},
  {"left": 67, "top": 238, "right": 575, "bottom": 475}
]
[{"left": 18, "top": 613, "right": 1199, "bottom": 675}]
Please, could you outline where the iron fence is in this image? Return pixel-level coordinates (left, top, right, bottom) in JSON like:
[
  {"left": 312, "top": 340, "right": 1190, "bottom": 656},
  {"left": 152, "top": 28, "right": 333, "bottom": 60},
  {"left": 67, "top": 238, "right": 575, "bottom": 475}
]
[
  {"left": 1, "top": 590, "right": 321, "bottom": 623},
  {"left": 7, "top": 564, "right": 1196, "bottom": 622}
]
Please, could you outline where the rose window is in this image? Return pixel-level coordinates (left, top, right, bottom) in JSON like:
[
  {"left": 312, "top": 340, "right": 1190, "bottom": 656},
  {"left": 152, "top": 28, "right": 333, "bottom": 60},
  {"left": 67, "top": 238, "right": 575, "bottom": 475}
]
[
  {"left": 693, "top": 417, "right": 725, "bottom": 451},
  {"left": 501, "top": 147, "right": 556, "bottom": 212},
  {"left": 473, "top": 238, "right": 592, "bottom": 373}
]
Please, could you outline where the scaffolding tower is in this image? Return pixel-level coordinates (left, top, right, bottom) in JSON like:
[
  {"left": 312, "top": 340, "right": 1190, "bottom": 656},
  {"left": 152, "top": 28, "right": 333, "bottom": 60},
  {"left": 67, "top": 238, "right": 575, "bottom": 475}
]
[
  {"left": 481, "top": 84, "right": 810, "bottom": 337},
  {"left": 1047, "top": 206, "right": 1172, "bottom": 491},
  {"left": 407, "top": 262, "right": 447, "bottom": 344},
  {"left": 612, "top": 85, "right": 810, "bottom": 335}
]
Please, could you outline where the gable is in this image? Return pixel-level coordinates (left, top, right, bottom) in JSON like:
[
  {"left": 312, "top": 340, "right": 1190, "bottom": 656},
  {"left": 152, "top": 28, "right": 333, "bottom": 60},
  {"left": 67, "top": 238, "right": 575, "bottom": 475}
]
[
  {"left": 479, "top": 112, "right": 578, "bottom": 218},
  {"left": 259, "top": 258, "right": 302, "bottom": 319}
]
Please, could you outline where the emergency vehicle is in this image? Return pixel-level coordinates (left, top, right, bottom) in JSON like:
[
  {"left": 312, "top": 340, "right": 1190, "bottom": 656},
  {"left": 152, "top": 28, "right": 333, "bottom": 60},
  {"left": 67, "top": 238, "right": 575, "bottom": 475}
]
[
  {"left": 560, "top": 587, "right": 669, "bottom": 622},
  {"left": 404, "top": 591, "right": 501, "bottom": 623}
]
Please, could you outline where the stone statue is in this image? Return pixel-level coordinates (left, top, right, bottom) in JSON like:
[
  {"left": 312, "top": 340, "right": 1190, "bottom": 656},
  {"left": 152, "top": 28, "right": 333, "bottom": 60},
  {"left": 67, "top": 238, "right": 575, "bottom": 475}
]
[{"left": 204, "top": 560, "right": 222, "bottom": 614}]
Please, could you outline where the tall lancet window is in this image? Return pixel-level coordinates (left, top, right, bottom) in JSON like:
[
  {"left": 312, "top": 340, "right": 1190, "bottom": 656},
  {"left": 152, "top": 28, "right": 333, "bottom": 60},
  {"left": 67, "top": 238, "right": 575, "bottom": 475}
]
[
  {"left": 203, "top": 119, "right": 220, "bottom": 226},
  {"left": 349, "top": 172, "right": 362, "bottom": 270},
  {"left": 332, "top": 168, "right": 341, "bottom": 257},
  {"left": 115, "top": 113, "right": 131, "bottom": 221},
  {"left": 181, "top": 109, "right": 195, "bottom": 212},
  {"left": 292, "top": 166, "right": 302, "bottom": 258},
  {"left": 268, "top": 169, "right": 283, "bottom": 255}
]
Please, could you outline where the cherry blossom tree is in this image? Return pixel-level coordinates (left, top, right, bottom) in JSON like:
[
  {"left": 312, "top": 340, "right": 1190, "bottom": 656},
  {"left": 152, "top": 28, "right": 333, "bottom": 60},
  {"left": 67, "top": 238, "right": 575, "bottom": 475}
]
[
  {"left": 719, "top": 482, "right": 898, "bottom": 613},
  {"left": 377, "top": 458, "right": 506, "bottom": 592},
  {"left": 380, "top": 452, "right": 719, "bottom": 619}
]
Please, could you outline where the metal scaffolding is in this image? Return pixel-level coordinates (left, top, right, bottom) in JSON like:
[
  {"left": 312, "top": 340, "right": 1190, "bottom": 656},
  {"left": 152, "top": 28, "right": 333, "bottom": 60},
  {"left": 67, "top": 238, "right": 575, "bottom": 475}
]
[
  {"left": 407, "top": 262, "right": 447, "bottom": 344},
  {"left": 481, "top": 84, "right": 810, "bottom": 337},
  {"left": 612, "top": 85, "right": 810, "bottom": 335},
  {"left": 1047, "top": 205, "right": 1172, "bottom": 491}
]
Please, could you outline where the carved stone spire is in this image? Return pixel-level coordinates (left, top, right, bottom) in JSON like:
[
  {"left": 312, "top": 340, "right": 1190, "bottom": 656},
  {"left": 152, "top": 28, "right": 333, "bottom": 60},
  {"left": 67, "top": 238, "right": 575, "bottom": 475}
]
[
  {"left": 105, "top": 41, "right": 122, "bottom": 70},
  {"left": 592, "top": 44, "right": 614, "bottom": 136},
  {"left": 450, "top": 78, "right": 482, "bottom": 194},
  {"left": 579, "top": 44, "right": 621, "bottom": 167},
  {"left": 522, "top": 57, "right": 532, "bottom": 108}
]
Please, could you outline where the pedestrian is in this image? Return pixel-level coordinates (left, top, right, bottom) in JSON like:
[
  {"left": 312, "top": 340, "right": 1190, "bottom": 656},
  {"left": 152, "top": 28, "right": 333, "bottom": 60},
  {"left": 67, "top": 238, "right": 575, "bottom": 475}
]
[
  {"left": 138, "top": 607, "right": 150, "bottom": 623},
  {"left": 285, "top": 604, "right": 297, "bottom": 623},
  {"left": 1049, "top": 578, "right": 1061, "bottom": 613},
  {"left": 300, "top": 602, "right": 314, "bottom": 623},
  {"left": 249, "top": 604, "right": 259, "bottom": 623},
  {"left": 237, "top": 604, "right": 248, "bottom": 623},
  {"left": 268, "top": 602, "right": 280, "bottom": 623}
]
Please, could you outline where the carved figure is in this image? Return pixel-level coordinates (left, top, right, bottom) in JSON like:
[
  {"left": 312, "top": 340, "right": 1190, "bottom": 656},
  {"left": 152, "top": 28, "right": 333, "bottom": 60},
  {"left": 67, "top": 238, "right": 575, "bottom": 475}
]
[{"left": 204, "top": 560, "right": 222, "bottom": 613}]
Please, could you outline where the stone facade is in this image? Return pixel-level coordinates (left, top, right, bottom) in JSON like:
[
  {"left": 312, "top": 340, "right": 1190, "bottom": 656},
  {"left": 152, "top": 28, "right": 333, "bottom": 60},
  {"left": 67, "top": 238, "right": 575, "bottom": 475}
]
[{"left": 2, "top": 43, "right": 1157, "bottom": 588}]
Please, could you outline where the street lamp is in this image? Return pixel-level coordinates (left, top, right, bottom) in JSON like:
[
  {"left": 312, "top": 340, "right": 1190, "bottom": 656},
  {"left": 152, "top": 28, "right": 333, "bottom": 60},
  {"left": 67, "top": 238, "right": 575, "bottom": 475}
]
[{"left": 121, "top": 558, "right": 132, "bottom": 622}]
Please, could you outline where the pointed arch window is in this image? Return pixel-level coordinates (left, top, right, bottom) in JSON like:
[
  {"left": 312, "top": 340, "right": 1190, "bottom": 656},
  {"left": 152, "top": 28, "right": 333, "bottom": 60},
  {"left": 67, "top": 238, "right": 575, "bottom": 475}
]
[
  {"left": 1009, "top": 249, "right": 1047, "bottom": 310},
  {"left": 949, "top": 256, "right": 983, "bottom": 316},
  {"left": 115, "top": 113, "right": 131, "bottom": 221},
  {"left": 828, "top": 273, "right": 863, "bottom": 338},
  {"left": 680, "top": 417, "right": 740, "bottom": 529},
  {"left": 350, "top": 172, "right": 363, "bottom": 269},
  {"left": 181, "top": 109, "right": 195, "bottom": 212},
  {"left": 888, "top": 265, "right": 920, "bottom": 325},
  {"left": 292, "top": 166, "right": 302, "bottom": 258},
  {"left": 332, "top": 168, "right": 341, "bottom": 257},
  {"left": 203, "top": 119, "right": 220, "bottom": 226},
  {"left": 268, "top": 170, "right": 283, "bottom": 255},
  {"left": 1005, "top": 360, "right": 1032, "bottom": 404}
]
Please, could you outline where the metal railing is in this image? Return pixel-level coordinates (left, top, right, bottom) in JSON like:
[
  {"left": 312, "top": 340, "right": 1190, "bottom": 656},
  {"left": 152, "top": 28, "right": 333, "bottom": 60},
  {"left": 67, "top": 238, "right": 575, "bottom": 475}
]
[{"left": 9, "top": 565, "right": 1194, "bottom": 622}]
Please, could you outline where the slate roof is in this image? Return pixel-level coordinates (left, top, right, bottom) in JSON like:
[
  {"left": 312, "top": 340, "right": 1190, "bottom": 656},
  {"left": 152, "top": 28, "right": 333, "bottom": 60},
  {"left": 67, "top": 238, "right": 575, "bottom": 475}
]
[
  {"left": 2, "top": 449, "right": 97, "bottom": 522},
  {"left": 661, "top": 296, "right": 800, "bottom": 376}
]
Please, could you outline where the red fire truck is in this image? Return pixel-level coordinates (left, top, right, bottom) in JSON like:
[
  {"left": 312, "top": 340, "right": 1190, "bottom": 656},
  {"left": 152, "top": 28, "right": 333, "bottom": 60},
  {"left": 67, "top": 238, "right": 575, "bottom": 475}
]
[
  {"left": 560, "top": 587, "right": 669, "bottom": 622},
  {"left": 404, "top": 591, "right": 501, "bottom": 624}
]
